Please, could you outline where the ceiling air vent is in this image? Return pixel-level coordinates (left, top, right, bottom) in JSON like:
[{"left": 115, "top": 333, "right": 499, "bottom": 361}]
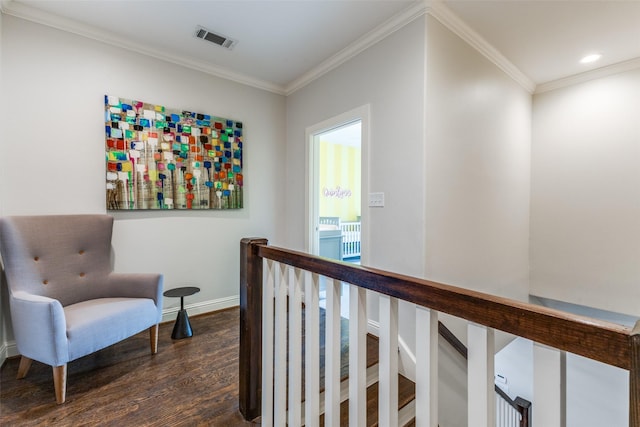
[{"left": 194, "top": 26, "right": 237, "bottom": 50}]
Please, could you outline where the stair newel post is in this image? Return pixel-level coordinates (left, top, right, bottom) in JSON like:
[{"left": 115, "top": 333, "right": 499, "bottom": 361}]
[
  {"left": 514, "top": 397, "right": 531, "bottom": 427},
  {"left": 239, "top": 237, "right": 268, "bottom": 422},
  {"left": 631, "top": 320, "right": 640, "bottom": 427}
]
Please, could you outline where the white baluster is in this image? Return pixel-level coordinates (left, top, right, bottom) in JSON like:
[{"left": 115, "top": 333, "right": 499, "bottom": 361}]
[
  {"left": 468, "top": 322, "right": 495, "bottom": 427},
  {"left": 534, "top": 343, "right": 566, "bottom": 427},
  {"left": 305, "top": 272, "right": 320, "bottom": 427},
  {"left": 325, "top": 278, "right": 341, "bottom": 426},
  {"left": 261, "top": 260, "right": 275, "bottom": 427},
  {"left": 261, "top": 260, "right": 276, "bottom": 426},
  {"left": 273, "top": 263, "right": 288, "bottom": 425},
  {"left": 379, "top": 294, "right": 399, "bottom": 427},
  {"left": 415, "top": 306, "right": 438, "bottom": 427},
  {"left": 349, "top": 285, "right": 367, "bottom": 427},
  {"left": 288, "top": 267, "right": 303, "bottom": 426}
]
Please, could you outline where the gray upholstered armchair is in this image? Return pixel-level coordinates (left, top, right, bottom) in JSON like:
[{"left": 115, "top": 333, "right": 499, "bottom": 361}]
[{"left": 0, "top": 214, "right": 163, "bottom": 404}]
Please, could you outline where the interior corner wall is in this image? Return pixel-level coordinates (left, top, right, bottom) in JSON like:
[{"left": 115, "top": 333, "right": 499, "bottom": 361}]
[
  {"left": 531, "top": 68, "right": 640, "bottom": 316},
  {"left": 424, "top": 14, "right": 532, "bottom": 426},
  {"left": 424, "top": 14, "right": 531, "bottom": 302},
  {"left": 0, "top": 15, "right": 286, "bottom": 347}
]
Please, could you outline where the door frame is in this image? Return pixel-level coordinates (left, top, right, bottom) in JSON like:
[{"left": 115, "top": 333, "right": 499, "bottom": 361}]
[{"left": 304, "top": 104, "right": 370, "bottom": 264}]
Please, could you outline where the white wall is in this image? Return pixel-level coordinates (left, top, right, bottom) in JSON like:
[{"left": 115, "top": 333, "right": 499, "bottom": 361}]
[
  {"left": 531, "top": 68, "right": 640, "bottom": 316},
  {"left": 424, "top": 15, "right": 532, "bottom": 426},
  {"left": 424, "top": 15, "right": 531, "bottom": 303},
  {"left": 286, "top": 13, "right": 532, "bottom": 426},
  {"left": 424, "top": 13, "right": 531, "bottom": 356},
  {"left": 496, "top": 337, "right": 630, "bottom": 427},
  {"left": 285, "top": 18, "right": 427, "bottom": 275},
  {"left": 0, "top": 15, "right": 286, "bottom": 350}
]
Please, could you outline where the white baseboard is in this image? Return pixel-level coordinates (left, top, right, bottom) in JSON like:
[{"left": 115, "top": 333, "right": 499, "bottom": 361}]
[
  {"left": 367, "top": 318, "right": 416, "bottom": 382},
  {"left": 1, "top": 339, "right": 19, "bottom": 363},
  {"left": 161, "top": 295, "right": 239, "bottom": 324},
  {"left": 0, "top": 296, "right": 240, "bottom": 367},
  {"left": 0, "top": 342, "right": 6, "bottom": 366}
]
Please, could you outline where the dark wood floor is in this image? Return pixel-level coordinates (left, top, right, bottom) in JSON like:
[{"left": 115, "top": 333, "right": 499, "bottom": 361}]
[
  {"left": 1, "top": 307, "right": 254, "bottom": 426},
  {"left": 1, "top": 307, "right": 415, "bottom": 426}
]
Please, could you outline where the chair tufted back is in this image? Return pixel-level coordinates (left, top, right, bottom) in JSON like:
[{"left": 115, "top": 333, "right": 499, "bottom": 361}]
[{"left": 0, "top": 215, "right": 114, "bottom": 307}]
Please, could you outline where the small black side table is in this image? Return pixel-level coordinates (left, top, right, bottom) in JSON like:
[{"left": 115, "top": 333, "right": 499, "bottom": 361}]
[{"left": 163, "top": 286, "right": 200, "bottom": 339}]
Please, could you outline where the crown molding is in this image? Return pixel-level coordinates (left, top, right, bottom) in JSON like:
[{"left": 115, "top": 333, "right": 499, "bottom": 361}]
[
  {"left": 0, "top": 0, "right": 11, "bottom": 13},
  {"left": 284, "top": 0, "right": 428, "bottom": 96},
  {"left": 0, "top": 0, "right": 287, "bottom": 95},
  {"left": 3, "top": 0, "right": 537, "bottom": 97},
  {"left": 286, "top": 0, "right": 536, "bottom": 95},
  {"left": 426, "top": 1, "right": 536, "bottom": 94},
  {"left": 534, "top": 57, "right": 640, "bottom": 94}
]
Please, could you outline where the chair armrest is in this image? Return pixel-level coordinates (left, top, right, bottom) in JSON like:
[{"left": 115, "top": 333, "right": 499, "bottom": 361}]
[
  {"left": 106, "top": 273, "right": 164, "bottom": 321},
  {"left": 9, "top": 291, "right": 69, "bottom": 366}
]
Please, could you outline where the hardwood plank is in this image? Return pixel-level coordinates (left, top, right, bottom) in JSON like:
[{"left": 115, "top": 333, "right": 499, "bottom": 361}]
[
  {"left": 2, "top": 306, "right": 417, "bottom": 426},
  {"left": 1, "top": 308, "right": 254, "bottom": 426}
]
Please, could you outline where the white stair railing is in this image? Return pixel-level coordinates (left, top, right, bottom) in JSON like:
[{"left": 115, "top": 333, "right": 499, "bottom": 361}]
[
  {"left": 496, "top": 390, "right": 523, "bottom": 427},
  {"left": 240, "top": 238, "right": 639, "bottom": 427}
]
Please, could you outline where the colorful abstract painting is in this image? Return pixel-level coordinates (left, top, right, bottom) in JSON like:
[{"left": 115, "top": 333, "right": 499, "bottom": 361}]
[{"left": 105, "top": 95, "right": 243, "bottom": 210}]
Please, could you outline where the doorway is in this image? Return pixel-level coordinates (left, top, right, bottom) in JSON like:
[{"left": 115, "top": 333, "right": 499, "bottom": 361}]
[
  {"left": 316, "top": 121, "right": 361, "bottom": 263},
  {"left": 306, "top": 106, "right": 368, "bottom": 264},
  {"left": 306, "top": 106, "right": 369, "bottom": 317}
]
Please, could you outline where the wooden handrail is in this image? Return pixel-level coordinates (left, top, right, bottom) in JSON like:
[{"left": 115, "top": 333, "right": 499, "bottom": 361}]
[
  {"left": 514, "top": 397, "right": 531, "bottom": 427},
  {"left": 256, "top": 243, "right": 632, "bottom": 370},
  {"left": 438, "top": 321, "right": 467, "bottom": 359},
  {"left": 239, "top": 238, "right": 639, "bottom": 425},
  {"left": 239, "top": 237, "right": 268, "bottom": 421}
]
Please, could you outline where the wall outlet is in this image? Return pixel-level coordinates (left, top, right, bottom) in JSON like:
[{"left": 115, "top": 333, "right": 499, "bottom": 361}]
[{"left": 368, "top": 192, "right": 385, "bottom": 207}]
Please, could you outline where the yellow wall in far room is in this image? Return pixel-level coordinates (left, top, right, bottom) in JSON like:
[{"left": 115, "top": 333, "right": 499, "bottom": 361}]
[{"left": 318, "top": 141, "right": 361, "bottom": 221}]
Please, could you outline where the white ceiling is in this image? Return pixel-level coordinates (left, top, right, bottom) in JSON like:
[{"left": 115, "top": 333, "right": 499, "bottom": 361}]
[
  {"left": 2, "top": 0, "right": 640, "bottom": 95},
  {"left": 444, "top": 0, "right": 640, "bottom": 85}
]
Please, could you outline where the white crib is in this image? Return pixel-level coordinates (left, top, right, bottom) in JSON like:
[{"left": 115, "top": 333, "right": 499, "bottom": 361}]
[
  {"left": 319, "top": 217, "right": 361, "bottom": 260},
  {"left": 340, "top": 221, "right": 361, "bottom": 259}
]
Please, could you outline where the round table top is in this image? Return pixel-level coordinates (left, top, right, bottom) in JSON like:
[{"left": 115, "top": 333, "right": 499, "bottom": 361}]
[{"left": 163, "top": 286, "right": 200, "bottom": 298}]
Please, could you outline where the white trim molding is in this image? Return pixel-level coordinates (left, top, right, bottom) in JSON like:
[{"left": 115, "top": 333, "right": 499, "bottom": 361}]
[
  {"left": 427, "top": 1, "right": 536, "bottom": 94},
  {"left": 161, "top": 295, "right": 239, "bottom": 324},
  {"left": 1, "top": 0, "right": 536, "bottom": 96},
  {"left": 0, "top": 296, "right": 240, "bottom": 366},
  {"left": 2, "top": 340, "right": 19, "bottom": 362},
  {"left": 367, "top": 318, "right": 417, "bottom": 382},
  {"left": 534, "top": 57, "right": 640, "bottom": 94},
  {"left": 285, "top": 1, "right": 428, "bottom": 95},
  {"left": 0, "top": 0, "right": 285, "bottom": 95}
]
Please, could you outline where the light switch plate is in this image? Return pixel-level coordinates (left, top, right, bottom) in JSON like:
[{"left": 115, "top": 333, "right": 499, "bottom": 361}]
[{"left": 368, "top": 192, "right": 385, "bottom": 207}]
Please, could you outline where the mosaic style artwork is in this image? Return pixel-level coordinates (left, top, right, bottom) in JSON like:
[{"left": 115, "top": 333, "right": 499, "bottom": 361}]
[{"left": 105, "top": 95, "right": 243, "bottom": 210}]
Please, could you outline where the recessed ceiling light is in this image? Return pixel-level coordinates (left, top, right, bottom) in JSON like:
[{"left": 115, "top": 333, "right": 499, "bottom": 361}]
[{"left": 580, "top": 54, "right": 602, "bottom": 64}]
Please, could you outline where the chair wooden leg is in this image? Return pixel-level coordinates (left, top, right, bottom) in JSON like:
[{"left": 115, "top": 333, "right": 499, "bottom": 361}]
[
  {"left": 53, "top": 364, "right": 67, "bottom": 404},
  {"left": 149, "top": 324, "right": 159, "bottom": 354},
  {"left": 16, "top": 356, "right": 32, "bottom": 379}
]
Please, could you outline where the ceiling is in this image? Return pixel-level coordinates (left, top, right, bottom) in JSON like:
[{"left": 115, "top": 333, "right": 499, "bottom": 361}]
[{"left": 2, "top": 0, "right": 640, "bottom": 95}]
